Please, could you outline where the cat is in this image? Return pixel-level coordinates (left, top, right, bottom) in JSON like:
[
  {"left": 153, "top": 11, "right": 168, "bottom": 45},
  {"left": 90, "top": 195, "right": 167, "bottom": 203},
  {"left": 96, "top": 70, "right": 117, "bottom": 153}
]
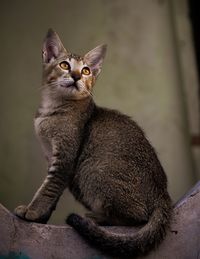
[{"left": 14, "top": 29, "right": 172, "bottom": 257}]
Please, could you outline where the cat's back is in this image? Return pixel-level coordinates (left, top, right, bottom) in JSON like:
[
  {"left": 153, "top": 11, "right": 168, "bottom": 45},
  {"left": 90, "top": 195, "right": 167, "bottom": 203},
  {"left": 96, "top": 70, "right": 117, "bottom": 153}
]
[
  {"left": 74, "top": 105, "right": 167, "bottom": 199},
  {"left": 87, "top": 106, "right": 147, "bottom": 149},
  {"left": 80, "top": 105, "right": 162, "bottom": 172}
]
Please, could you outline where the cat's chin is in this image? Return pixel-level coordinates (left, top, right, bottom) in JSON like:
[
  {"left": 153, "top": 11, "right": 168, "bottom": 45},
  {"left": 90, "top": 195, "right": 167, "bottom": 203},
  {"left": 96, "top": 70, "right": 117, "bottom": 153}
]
[
  {"left": 58, "top": 86, "right": 90, "bottom": 100},
  {"left": 59, "top": 83, "right": 80, "bottom": 96},
  {"left": 60, "top": 82, "right": 78, "bottom": 89}
]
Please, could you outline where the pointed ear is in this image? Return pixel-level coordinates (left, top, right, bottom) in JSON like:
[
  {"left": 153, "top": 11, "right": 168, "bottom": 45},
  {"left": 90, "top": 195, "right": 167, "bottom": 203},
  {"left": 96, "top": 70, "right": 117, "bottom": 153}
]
[
  {"left": 84, "top": 44, "right": 107, "bottom": 76},
  {"left": 42, "top": 29, "right": 67, "bottom": 63}
]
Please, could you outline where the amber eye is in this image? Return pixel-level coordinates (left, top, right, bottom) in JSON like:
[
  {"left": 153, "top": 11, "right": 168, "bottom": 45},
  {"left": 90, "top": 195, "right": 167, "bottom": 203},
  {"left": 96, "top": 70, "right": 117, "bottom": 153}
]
[
  {"left": 82, "top": 67, "right": 90, "bottom": 75},
  {"left": 59, "top": 61, "right": 70, "bottom": 70}
]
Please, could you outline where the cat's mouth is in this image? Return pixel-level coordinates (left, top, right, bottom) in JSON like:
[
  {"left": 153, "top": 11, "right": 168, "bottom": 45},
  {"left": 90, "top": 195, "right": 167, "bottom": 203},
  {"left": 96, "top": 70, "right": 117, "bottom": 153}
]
[{"left": 60, "top": 82, "right": 79, "bottom": 90}]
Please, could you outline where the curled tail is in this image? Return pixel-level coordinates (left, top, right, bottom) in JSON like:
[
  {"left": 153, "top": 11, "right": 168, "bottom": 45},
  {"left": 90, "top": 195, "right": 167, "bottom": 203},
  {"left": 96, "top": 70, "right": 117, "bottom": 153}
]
[{"left": 66, "top": 206, "right": 172, "bottom": 257}]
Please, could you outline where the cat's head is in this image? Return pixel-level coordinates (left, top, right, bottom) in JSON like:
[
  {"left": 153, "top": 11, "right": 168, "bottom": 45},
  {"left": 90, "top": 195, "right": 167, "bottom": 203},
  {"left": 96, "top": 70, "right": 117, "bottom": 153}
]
[{"left": 42, "top": 29, "right": 107, "bottom": 100}]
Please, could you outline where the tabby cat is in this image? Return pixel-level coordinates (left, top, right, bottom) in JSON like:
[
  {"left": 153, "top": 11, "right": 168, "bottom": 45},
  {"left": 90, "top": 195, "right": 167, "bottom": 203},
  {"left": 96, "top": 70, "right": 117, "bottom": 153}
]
[{"left": 14, "top": 29, "right": 172, "bottom": 257}]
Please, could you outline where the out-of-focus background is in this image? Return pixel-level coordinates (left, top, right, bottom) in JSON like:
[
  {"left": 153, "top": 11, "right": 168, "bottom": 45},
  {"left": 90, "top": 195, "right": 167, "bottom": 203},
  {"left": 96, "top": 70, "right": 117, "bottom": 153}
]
[{"left": 0, "top": 0, "right": 199, "bottom": 224}]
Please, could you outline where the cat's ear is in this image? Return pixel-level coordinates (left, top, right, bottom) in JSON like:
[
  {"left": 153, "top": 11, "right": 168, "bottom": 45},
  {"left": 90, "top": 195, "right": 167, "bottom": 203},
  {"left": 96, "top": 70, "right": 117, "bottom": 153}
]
[
  {"left": 84, "top": 44, "right": 107, "bottom": 76},
  {"left": 42, "top": 29, "right": 67, "bottom": 63}
]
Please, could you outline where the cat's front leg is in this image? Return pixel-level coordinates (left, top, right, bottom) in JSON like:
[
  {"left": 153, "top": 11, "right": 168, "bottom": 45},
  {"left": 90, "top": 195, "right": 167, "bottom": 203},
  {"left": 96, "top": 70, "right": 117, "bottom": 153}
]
[
  {"left": 15, "top": 138, "right": 73, "bottom": 223},
  {"left": 14, "top": 170, "right": 67, "bottom": 223}
]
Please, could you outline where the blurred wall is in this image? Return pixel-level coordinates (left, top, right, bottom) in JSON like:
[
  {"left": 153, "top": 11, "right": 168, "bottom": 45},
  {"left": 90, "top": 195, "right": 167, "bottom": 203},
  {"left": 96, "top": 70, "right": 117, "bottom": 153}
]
[
  {"left": 0, "top": 0, "right": 198, "bottom": 224},
  {"left": 171, "top": 0, "right": 200, "bottom": 180}
]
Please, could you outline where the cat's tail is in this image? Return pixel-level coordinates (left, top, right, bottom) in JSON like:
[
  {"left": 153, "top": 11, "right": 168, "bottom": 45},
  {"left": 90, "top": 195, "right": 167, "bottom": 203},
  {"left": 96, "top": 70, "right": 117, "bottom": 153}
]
[{"left": 66, "top": 205, "right": 172, "bottom": 257}]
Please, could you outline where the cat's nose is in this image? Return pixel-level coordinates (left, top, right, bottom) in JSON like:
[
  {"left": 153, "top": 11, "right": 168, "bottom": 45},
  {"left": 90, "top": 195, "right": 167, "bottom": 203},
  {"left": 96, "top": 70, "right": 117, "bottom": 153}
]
[{"left": 71, "top": 71, "right": 81, "bottom": 82}]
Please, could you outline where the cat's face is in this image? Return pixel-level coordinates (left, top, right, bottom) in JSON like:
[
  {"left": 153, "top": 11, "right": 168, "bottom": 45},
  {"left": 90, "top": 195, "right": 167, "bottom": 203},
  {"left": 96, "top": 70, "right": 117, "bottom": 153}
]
[{"left": 42, "top": 29, "right": 107, "bottom": 100}]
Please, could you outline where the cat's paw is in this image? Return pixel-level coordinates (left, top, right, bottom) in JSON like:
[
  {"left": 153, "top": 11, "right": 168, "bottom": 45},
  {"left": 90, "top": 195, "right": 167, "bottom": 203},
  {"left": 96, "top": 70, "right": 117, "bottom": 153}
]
[
  {"left": 14, "top": 205, "right": 48, "bottom": 223},
  {"left": 14, "top": 205, "right": 28, "bottom": 219}
]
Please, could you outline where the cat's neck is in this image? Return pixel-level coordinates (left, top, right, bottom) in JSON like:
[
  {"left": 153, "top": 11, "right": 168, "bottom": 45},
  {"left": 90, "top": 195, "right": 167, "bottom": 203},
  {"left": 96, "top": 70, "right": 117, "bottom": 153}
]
[{"left": 38, "top": 89, "right": 95, "bottom": 118}]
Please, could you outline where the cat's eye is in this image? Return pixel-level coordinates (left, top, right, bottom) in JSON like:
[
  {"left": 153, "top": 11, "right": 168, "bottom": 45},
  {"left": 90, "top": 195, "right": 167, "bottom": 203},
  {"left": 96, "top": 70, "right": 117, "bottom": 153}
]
[
  {"left": 59, "top": 61, "right": 70, "bottom": 70},
  {"left": 82, "top": 67, "right": 90, "bottom": 75}
]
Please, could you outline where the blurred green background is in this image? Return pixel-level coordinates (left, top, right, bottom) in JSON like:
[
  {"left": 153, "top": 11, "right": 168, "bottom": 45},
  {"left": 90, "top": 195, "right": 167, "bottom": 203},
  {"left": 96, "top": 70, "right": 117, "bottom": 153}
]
[{"left": 0, "top": 0, "right": 199, "bottom": 224}]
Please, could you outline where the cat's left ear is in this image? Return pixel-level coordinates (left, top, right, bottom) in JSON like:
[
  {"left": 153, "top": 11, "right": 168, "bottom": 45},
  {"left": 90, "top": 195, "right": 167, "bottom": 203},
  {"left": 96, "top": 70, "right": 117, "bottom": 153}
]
[
  {"left": 42, "top": 29, "right": 67, "bottom": 63},
  {"left": 84, "top": 44, "right": 107, "bottom": 76}
]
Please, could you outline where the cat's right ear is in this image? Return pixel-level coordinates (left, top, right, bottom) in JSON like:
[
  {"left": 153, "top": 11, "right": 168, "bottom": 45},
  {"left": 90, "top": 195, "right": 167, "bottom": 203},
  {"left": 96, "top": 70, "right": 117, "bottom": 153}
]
[
  {"left": 84, "top": 44, "right": 107, "bottom": 76},
  {"left": 42, "top": 29, "right": 67, "bottom": 63}
]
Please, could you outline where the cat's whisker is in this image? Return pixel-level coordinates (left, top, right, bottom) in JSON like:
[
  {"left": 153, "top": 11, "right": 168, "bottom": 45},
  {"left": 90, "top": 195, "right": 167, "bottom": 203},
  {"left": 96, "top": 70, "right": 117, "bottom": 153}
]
[
  {"left": 38, "top": 82, "right": 58, "bottom": 91},
  {"left": 83, "top": 88, "right": 93, "bottom": 97},
  {"left": 78, "top": 83, "right": 93, "bottom": 97}
]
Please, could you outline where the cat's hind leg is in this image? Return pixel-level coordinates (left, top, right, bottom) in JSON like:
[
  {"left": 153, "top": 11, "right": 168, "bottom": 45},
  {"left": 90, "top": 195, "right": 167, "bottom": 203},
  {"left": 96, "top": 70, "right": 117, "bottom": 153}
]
[{"left": 84, "top": 212, "right": 114, "bottom": 226}]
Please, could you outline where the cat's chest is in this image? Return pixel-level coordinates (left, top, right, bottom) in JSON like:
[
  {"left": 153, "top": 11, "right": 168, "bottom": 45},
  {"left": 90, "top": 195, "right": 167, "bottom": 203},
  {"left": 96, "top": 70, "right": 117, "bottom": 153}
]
[
  {"left": 34, "top": 116, "right": 52, "bottom": 163},
  {"left": 34, "top": 112, "right": 71, "bottom": 136},
  {"left": 34, "top": 116, "right": 46, "bottom": 136}
]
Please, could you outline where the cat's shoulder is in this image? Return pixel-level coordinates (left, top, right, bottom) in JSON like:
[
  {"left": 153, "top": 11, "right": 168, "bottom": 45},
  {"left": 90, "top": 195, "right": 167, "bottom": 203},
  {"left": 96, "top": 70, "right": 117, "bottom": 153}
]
[
  {"left": 93, "top": 105, "right": 132, "bottom": 121},
  {"left": 92, "top": 105, "right": 140, "bottom": 130}
]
